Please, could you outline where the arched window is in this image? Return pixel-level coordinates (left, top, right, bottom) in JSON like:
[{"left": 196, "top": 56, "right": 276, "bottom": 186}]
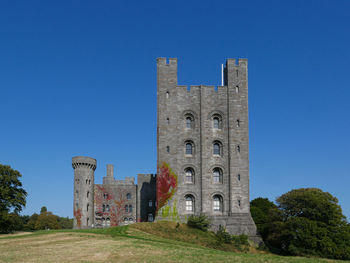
[
  {"left": 106, "top": 218, "right": 110, "bottom": 226},
  {"left": 86, "top": 179, "right": 88, "bottom": 184},
  {"left": 103, "top": 193, "right": 108, "bottom": 200},
  {"left": 185, "top": 195, "right": 194, "bottom": 212},
  {"left": 129, "top": 205, "right": 132, "bottom": 213},
  {"left": 186, "top": 117, "right": 193, "bottom": 128},
  {"left": 87, "top": 203, "right": 89, "bottom": 212},
  {"left": 102, "top": 204, "right": 105, "bottom": 212},
  {"left": 102, "top": 218, "right": 106, "bottom": 226},
  {"left": 126, "top": 193, "right": 131, "bottom": 200},
  {"left": 213, "top": 195, "right": 223, "bottom": 212},
  {"left": 238, "top": 174, "right": 241, "bottom": 181},
  {"left": 213, "top": 117, "right": 220, "bottom": 129},
  {"left": 166, "top": 118, "right": 169, "bottom": 125},
  {"left": 129, "top": 218, "right": 133, "bottom": 222},
  {"left": 185, "top": 168, "right": 194, "bottom": 183},
  {"left": 237, "top": 145, "right": 240, "bottom": 153},
  {"left": 235, "top": 86, "right": 239, "bottom": 93},
  {"left": 166, "top": 91, "right": 169, "bottom": 99},
  {"left": 236, "top": 119, "right": 240, "bottom": 127},
  {"left": 213, "top": 141, "right": 222, "bottom": 156},
  {"left": 106, "top": 205, "right": 110, "bottom": 212},
  {"left": 148, "top": 213, "right": 154, "bottom": 222},
  {"left": 87, "top": 191, "right": 89, "bottom": 198},
  {"left": 89, "top": 179, "right": 91, "bottom": 185},
  {"left": 124, "top": 217, "right": 128, "bottom": 223},
  {"left": 185, "top": 141, "right": 194, "bottom": 155},
  {"left": 213, "top": 168, "right": 223, "bottom": 183},
  {"left": 125, "top": 205, "right": 128, "bottom": 213},
  {"left": 166, "top": 146, "right": 170, "bottom": 153},
  {"left": 212, "top": 114, "right": 222, "bottom": 129}
]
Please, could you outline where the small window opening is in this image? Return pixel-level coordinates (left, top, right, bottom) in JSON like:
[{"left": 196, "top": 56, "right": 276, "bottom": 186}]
[
  {"left": 166, "top": 118, "right": 169, "bottom": 125},
  {"left": 125, "top": 205, "right": 128, "bottom": 213},
  {"left": 149, "top": 200, "right": 153, "bottom": 207},
  {"left": 106, "top": 205, "right": 110, "bottom": 212},
  {"left": 185, "top": 142, "right": 193, "bottom": 155},
  {"left": 238, "top": 200, "right": 241, "bottom": 207},
  {"left": 185, "top": 168, "right": 194, "bottom": 183},
  {"left": 236, "top": 69, "right": 239, "bottom": 77},
  {"left": 103, "top": 204, "right": 105, "bottom": 212},
  {"left": 148, "top": 213, "right": 154, "bottom": 222},
  {"left": 87, "top": 191, "right": 89, "bottom": 198},
  {"left": 213, "top": 195, "right": 222, "bottom": 212},
  {"left": 238, "top": 174, "right": 241, "bottom": 181},
  {"left": 235, "top": 86, "right": 239, "bottom": 93},
  {"left": 103, "top": 193, "right": 108, "bottom": 200},
  {"left": 166, "top": 91, "right": 169, "bottom": 99},
  {"left": 126, "top": 193, "right": 131, "bottom": 200},
  {"left": 213, "top": 142, "right": 221, "bottom": 156},
  {"left": 86, "top": 179, "right": 88, "bottom": 184},
  {"left": 185, "top": 195, "right": 194, "bottom": 212},
  {"left": 166, "top": 146, "right": 170, "bottom": 153},
  {"left": 186, "top": 117, "right": 192, "bottom": 129},
  {"left": 213, "top": 117, "right": 220, "bottom": 129},
  {"left": 87, "top": 204, "right": 89, "bottom": 212},
  {"left": 236, "top": 119, "right": 240, "bottom": 127},
  {"left": 129, "top": 205, "right": 132, "bottom": 212},
  {"left": 87, "top": 218, "right": 89, "bottom": 225},
  {"left": 237, "top": 145, "right": 240, "bottom": 153}
]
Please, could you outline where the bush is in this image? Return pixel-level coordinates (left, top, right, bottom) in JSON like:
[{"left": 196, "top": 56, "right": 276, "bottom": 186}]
[
  {"left": 187, "top": 214, "right": 210, "bottom": 232},
  {"left": 215, "top": 225, "right": 232, "bottom": 244}
]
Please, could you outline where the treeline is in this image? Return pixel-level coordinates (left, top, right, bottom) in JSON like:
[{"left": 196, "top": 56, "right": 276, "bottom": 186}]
[
  {"left": 1, "top": 206, "right": 73, "bottom": 233},
  {"left": 251, "top": 188, "right": 350, "bottom": 260}
]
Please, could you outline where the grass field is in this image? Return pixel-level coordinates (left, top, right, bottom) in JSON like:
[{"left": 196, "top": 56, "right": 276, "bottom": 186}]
[{"left": 0, "top": 223, "right": 348, "bottom": 263}]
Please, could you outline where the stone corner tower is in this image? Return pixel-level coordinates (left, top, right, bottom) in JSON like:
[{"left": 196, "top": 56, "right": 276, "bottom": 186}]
[
  {"left": 156, "top": 57, "right": 259, "bottom": 240},
  {"left": 72, "top": 156, "right": 96, "bottom": 229}
]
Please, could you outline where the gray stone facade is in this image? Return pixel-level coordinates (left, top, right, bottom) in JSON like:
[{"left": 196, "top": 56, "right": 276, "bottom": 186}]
[
  {"left": 72, "top": 57, "right": 258, "bottom": 241},
  {"left": 156, "top": 58, "right": 259, "bottom": 239}
]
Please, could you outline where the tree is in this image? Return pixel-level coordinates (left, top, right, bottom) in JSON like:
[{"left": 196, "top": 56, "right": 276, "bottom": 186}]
[
  {"left": 35, "top": 211, "right": 60, "bottom": 230},
  {"left": 251, "top": 188, "right": 350, "bottom": 260},
  {"left": 40, "top": 206, "right": 47, "bottom": 213},
  {"left": 0, "top": 164, "right": 27, "bottom": 233}
]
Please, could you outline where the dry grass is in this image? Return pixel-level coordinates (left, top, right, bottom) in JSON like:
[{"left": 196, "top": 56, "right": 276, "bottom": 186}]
[{"left": 0, "top": 225, "right": 348, "bottom": 263}]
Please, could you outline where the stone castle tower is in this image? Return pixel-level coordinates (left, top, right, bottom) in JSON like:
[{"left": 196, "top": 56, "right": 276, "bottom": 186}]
[
  {"left": 72, "top": 156, "right": 96, "bottom": 228},
  {"left": 156, "top": 58, "right": 258, "bottom": 238},
  {"left": 72, "top": 58, "right": 258, "bottom": 240}
]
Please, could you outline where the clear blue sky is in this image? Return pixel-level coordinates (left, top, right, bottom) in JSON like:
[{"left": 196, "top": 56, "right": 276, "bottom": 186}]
[{"left": 1, "top": 0, "right": 349, "bottom": 219}]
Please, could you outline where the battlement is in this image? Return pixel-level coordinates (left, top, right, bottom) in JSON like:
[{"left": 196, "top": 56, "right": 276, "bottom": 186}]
[
  {"left": 157, "top": 57, "right": 177, "bottom": 65},
  {"left": 72, "top": 156, "right": 97, "bottom": 170},
  {"left": 226, "top": 58, "right": 248, "bottom": 67},
  {"left": 115, "top": 177, "right": 135, "bottom": 185}
]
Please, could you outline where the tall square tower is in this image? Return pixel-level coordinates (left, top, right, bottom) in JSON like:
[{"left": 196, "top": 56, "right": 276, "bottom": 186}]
[{"left": 156, "top": 58, "right": 258, "bottom": 238}]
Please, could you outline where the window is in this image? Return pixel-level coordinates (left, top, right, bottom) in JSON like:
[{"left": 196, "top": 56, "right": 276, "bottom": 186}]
[
  {"left": 87, "top": 204, "right": 89, "bottom": 212},
  {"left": 148, "top": 213, "right": 154, "bottom": 222},
  {"left": 126, "top": 193, "right": 131, "bottom": 200},
  {"left": 185, "top": 141, "right": 194, "bottom": 155},
  {"left": 76, "top": 203, "right": 78, "bottom": 209},
  {"left": 103, "top": 204, "right": 106, "bottom": 212},
  {"left": 166, "top": 146, "right": 170, "bottom": 153},
  {"left": 213, "top": 117, "right": 220, "bottom": 129},
  {"left": 166, "top": 118, "right": 169, "bottom": 125},
  {"left": 148, "top": 200, "right": 153, "bottom": 207},
  {"left": 166, "top": 91, "right": 169, "bottom": 99},
  {"left": 87, "top": 191, "right": 89, "bottom": 198},
  {"left": 129, "top": 218, "right": 133, "bottom": 222},
  {"left": 124, "top": 217, "right": 128, "bottom": 222},
  {"left": 213, "top": 195, "right": 223, "bottom": 212},
  {"left": 236, "top": 119, "right": 240, "bottom": 127},
  {"left": 238, "top": 200, "right": 241, "bottom": 207},
  {"left": 103, "top": 193, "right": 108, "bottom": 200},
  {"left": 213, "top": 168, "right": 223, "bottom": 183},
  {"left": 87, "top": 218, "right": 89, "bottom": 225},
  {"left": 129, "top": 205, "right": 132, "bottom": 213},
  {"left": 125, "top": 205, "right": 128, "bottom": 213},
  {"left": 212, "top": 114, "right": 222, "bottom": 129},
  {"left": 106, "top": 218, "right": 110, "bottom": 226},
  {"left": 238, "top": 174, "right": 241, "bottom": 181},
  {"left": 86, "top": 179, "right": 88, "bottom": 184},
  {"left": 235, "top": 86, "right": 239, "bottom": 93},
  {"left": 186, "top": 117, "right": 192, "bottom": 128},
  {"left": 213, "top": 141, "right": 222, "bottom": 156},
  {"left": 237, "top": 145, "right": 240, "bottom": 153},
  {"left": 185, "top": 168, "right": 194, "bottom": 183},
  {"left": 76, "top": 190, "right": 79, "bottom": 197},
  {"left": 106, "top": 205, "right": 110, "bottom": 212},
  {"left": 185, "top": 195, "right": 194, "bottom": 212},
  {"left": 89, "top": 179, "right": 91, "bottom": 185}
]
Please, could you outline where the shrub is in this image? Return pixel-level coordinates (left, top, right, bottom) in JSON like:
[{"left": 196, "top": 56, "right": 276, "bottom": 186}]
[
  {"left": 215, "top": 225, "right": 232, "bottom": 244},
  {"left": 187, "top": 214, "right": 210, "bottom": 232}
]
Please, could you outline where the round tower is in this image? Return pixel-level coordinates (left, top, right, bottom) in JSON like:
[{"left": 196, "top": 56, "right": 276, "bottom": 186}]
[{"left": 72, "top": 156, "right": 96, "bottom": 229}]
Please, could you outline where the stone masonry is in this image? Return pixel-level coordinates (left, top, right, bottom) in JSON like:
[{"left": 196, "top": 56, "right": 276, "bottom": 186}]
[{"left": 72, "top": 58, "right": 259, "bottom": 241}]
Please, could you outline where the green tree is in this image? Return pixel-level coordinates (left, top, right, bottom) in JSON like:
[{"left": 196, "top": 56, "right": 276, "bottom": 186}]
[
  {"left": 0, "top": 164, "right": 27, "bottom": 233},
  {"left": 35, "top": 211, "right": 60, "bottom": 230},
  {"left": 253, "top": 188, "right": 350, "bottom": 260},
  {"left": 40, "top": 206, "right": 47, "bottom": 213}
]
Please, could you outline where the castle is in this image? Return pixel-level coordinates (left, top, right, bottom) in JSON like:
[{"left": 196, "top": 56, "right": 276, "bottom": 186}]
[{"left": 73, "top": 58, "right": 258, "bottom": 240}]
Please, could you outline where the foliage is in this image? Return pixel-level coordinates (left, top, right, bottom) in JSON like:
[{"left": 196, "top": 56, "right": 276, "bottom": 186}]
[
  {"left": 156, "top": 162, "right": 177, "bottom": 213},
  {"left": 187, "top": 214, "right": 210, "bottom": 232},
  {"left": 40, "top": 206, "right": 47, "bottom": 213},
  {"left": 215, "top": 225, "right": 249, "bottom": 251},
  {"left": 251, "top": 188, "right": 350, "bottom": 260},
  {"left": 0, "top": 165, "right": 27, "bottom": 233}
]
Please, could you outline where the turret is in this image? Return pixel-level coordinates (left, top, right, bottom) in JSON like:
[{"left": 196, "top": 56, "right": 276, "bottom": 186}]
[{"left": 72, "top": 156, "right": 96, "bottom": 229}]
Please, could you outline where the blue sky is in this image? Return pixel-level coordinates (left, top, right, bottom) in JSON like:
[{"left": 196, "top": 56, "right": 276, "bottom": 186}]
[{"left": 1, "top": 0, "right": 349, "bottom": 219}]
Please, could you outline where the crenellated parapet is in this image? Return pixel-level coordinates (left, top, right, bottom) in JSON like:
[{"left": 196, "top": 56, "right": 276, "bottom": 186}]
[{"left": 72, "top": 156, "right": 97, "bottom": 171}]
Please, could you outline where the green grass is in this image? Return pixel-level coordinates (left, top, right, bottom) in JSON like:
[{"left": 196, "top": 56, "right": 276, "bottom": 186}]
[{"left": 0, "top": 223, "right": 348, "bottom": 262}]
